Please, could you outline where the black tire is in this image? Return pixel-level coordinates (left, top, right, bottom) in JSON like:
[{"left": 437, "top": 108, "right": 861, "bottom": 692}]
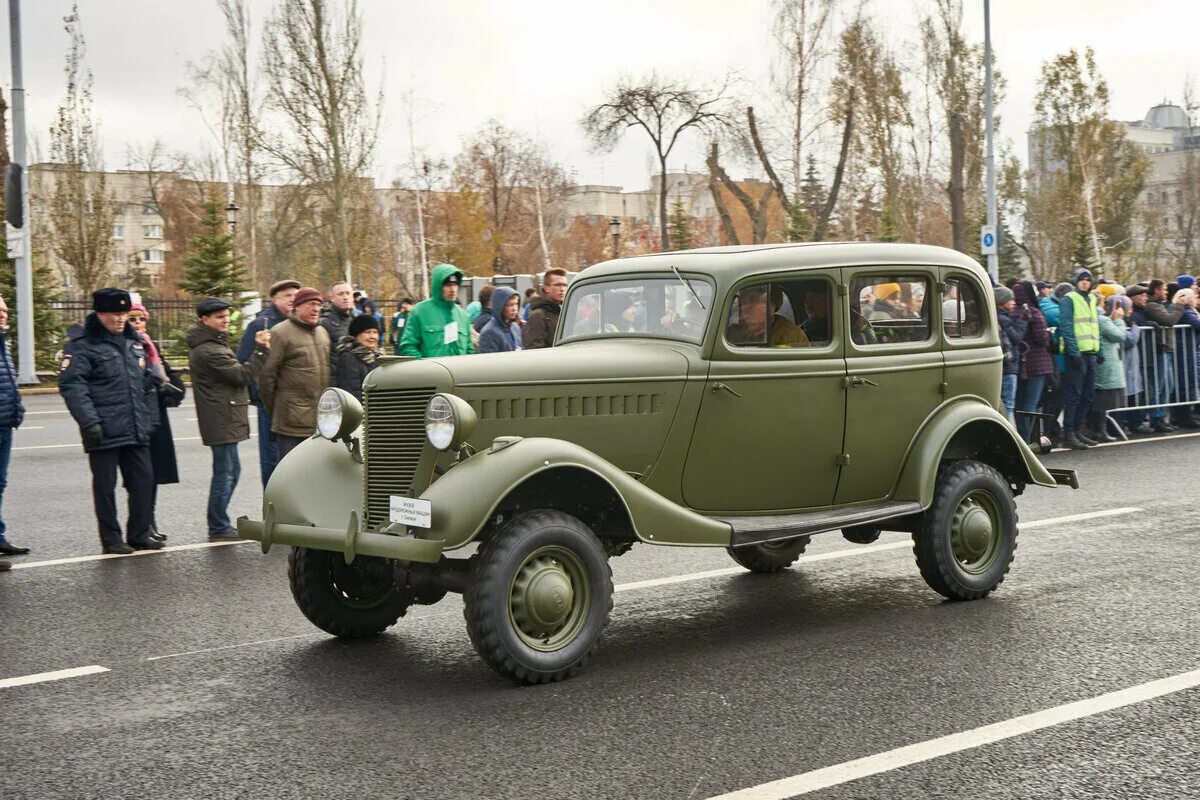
[
  {"left": 464, "top": 510, "right": 613, "bottom": 684},
  {"left": 842, "top": 526, "right": 881, "bottom": 545},
  {"left": 288, "top": 547, "right": 410, "bottom": 638},
  {"left": 913, "top": 460, "right": 1018, "bottom": 600},
  {"left": 726, "top": 536, "right": 810, "bottom": 573}
]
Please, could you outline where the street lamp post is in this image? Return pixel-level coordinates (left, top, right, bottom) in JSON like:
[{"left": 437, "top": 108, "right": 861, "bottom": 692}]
[{"left": 609, "top": 216, "right": 621, "bottom": 259}]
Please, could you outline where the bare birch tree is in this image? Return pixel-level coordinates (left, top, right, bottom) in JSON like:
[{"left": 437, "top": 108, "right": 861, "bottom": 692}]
[
  {"left": 260, "top": 0, "right": 380, "bottom": 286},
  {"left": 46, "top": 6, "right": 114, "bottom": 296}
]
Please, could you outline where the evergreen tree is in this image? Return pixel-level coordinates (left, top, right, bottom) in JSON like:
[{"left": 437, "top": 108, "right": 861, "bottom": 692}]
[
  {"left": 997, "top": 220, "right": 1023, "bottom": 284},
  {"left": 785, "top": 156, "right": 827, "bottom": 242},
  {"left": 178, "top": 200, "right": 248, "bottom": 298},
  {"left": 0, "top": 253, "right": 65, "bottom": 372},
  {"left": 879, "top": 207, "right": 900, "bottom": 242},
  {"left": 783, "top": 201, "right": 812, "bottom": 242},
  {"left": 667, "top": 197, "right": 694, "bottom": 251}
]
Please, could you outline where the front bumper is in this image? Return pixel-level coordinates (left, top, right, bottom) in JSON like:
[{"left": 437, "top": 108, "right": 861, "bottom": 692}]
[{"left": 236, "top": 504, "right": 443, "bottom": 565}]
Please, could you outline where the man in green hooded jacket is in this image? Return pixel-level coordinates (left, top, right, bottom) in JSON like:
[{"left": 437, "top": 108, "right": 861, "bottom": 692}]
[{"left": 399, "top": 263, "right": 475, "bottom": 358}]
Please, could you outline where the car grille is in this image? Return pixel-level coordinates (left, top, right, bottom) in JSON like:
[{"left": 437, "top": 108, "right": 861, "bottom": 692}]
[{"left": 363, "top": 386, "right": 435, "bottom": 529}]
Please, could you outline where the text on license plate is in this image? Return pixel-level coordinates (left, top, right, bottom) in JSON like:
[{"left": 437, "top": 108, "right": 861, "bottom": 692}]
[{"left": 389, "top": 495, "right": 432, "bottom": 528}]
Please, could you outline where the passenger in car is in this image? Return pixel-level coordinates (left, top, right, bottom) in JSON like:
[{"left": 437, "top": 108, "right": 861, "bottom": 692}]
[
  {"left": 801, "top": 289, "right": 831, "bottom": 343},
  {"left": 727, "top": 285, "right": 810, "bottom": 348}
]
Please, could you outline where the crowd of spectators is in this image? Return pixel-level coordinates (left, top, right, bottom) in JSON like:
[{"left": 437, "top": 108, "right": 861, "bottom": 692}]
[{"left": 993, "top": 270, "right": 1200, "bottom": 449}]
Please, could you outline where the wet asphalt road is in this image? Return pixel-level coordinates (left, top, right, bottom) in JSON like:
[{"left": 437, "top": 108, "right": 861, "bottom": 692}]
[{"left": 1, "top": 394, "right": 1198, "bottom": 799}]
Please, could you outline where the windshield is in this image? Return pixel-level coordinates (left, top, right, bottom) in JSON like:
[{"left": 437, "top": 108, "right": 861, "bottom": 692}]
[{"left": 560, "top": 277, "right": 713, "bottom": 344}]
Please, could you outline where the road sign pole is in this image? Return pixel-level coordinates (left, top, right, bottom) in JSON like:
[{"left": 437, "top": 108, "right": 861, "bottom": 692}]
[
  {"left": 8, "top": 0, "right": 36, "bottom": 383},
  {"left": 983, "top": 0, "right": 999, "bottom": 284}
]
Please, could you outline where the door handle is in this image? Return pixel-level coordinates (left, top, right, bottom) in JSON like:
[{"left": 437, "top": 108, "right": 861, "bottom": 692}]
[
  {"left": 711, "top": 382, "right": 743, "bottom": 398},
  {"left": 849, "top": 376, "right": 879, "bottom": 387}
]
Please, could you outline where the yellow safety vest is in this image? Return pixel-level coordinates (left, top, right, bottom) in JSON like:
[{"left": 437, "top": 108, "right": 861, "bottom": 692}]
[{"left": 1060, "top": 292, "right": 1100, "bottom": 353}]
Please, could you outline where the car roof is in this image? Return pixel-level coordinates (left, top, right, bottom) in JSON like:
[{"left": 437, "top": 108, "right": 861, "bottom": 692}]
[{"left": 577, "top": 242, "right": 990, "bottom": 284}]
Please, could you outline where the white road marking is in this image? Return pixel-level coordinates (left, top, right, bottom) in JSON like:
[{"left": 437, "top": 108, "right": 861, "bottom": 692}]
[
  {"left": 14, "top": 426, "right": 43, "bottom": 430},
  {"left": 9, "top": 539, "right": 254, "bottom": 569},
  {"left": 615, "top": 507, "right": 1139, "bottom": 594},
  {"left": 145, "top": 633, "right": 320, "bottom": 661},
  {"left": 0, "top": 665, "right": 110, "bottom": 690},
  {"left": 19, "top": 404, "right": 196, "bottom": 415},
  {"left": 706, "top": 667, "right": 1200, "bottom": 799}
]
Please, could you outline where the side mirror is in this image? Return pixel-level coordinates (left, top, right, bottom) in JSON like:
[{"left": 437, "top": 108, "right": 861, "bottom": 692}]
[{"left": 4, "top": 163, "right": 23, "bottom": 228}]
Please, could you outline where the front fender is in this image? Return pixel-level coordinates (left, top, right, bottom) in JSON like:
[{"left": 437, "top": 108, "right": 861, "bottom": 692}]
[
  {"left": 263, "top": 434, "right": 363, "bottom": 528},
  {"left": 419, "top": 437, "right": 732, "bottom": 550},
  {"left": 894, "top": 398, "right": 1057, "bottom": 508}
]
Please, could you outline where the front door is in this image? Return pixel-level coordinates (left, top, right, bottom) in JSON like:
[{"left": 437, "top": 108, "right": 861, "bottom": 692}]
[
  {"left": 683, "top": 273, "right": 846, "bottom": 513},
  {"left": 835, "top": 269, "right": 944, "bottom": 505}
]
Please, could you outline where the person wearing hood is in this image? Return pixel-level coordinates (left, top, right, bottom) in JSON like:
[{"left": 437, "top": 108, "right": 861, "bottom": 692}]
[
  {"left": 188, "top": 298, "right": 268, "bottom": 540},
  {"left": 399, "top": 263, "right": 474, "bottom": 358},
  {"left": 1058, "top": 268, "right": 1102, "bottom": 449},
  {"left": 59, "top": 289, "right": 164, "bottom": 554},
  {"left": 334, "top": 314, "right": 382, "bottom": 401},
  {"left": 256, "top": 287, "right": 332, "bottom": 461},
  {"left": 523, "top": 268, "right": 569, "bottom": 350},
  {"left": 478, "top": 286, "right": 523, "bottom": 353}
]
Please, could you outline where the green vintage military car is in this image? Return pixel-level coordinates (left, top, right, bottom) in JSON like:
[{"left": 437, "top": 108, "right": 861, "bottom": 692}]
[{"left": 238, "top": 243, "right": 1076, "bottom": 684}]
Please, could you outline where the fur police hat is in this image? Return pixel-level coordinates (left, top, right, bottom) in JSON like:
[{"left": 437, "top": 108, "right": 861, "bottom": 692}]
[{"left": 92, "top": 288, "right": 132, "bottom": 313}]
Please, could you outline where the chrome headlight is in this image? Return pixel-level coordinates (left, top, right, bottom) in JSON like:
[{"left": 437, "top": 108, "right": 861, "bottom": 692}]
[
  {"left": 316, "top": 387, "right": 363, "bottom": 441},
  {"left": 424, "top": 393, "right": 478, "bottom": 451}
]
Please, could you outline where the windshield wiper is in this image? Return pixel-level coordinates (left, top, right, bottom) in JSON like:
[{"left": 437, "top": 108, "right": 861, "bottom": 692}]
[{"left": 671, "top": 265, "right": 706, "bottom": 310}]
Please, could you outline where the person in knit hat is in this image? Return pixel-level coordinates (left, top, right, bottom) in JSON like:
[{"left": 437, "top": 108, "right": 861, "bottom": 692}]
[
  {"left": 1012, "top": 281, "right": 1054, "bottom": 441},
  {"left": 333, "top": 313, "right": 382, "bottom": 401},
  {"left": 1177, "top": 275, "right": 1195, "bottom": 291},
  {"left": 1057, "top": 268, "right": 1101, "bottom": 448}
]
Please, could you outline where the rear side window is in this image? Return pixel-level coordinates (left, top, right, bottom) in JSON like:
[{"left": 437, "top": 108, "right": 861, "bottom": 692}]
[
  {"left": 849, "top": 275, "right": 932, "bottom": 345},
  {"left": 943, "top": 276, "right": 985, "bottom": 339}
]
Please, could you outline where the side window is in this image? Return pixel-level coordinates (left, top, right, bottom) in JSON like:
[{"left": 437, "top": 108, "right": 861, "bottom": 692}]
[
  {"left": 849, "top": 275, "right": 932, "bottom": 345},
  {"left": 725, "top": 279, "right": 834, "bottom": 349},
  {"left": 943, "top": 276, "right": 985, "bottom": 339}
]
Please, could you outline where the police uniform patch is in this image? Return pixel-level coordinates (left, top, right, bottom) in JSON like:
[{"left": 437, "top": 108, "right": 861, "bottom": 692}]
[{"left": 59, "top": 354, "right": 73, "bottom": 372}]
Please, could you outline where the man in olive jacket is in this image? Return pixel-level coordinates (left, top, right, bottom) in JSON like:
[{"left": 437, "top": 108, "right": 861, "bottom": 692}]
[
  {"left": 187, "top": 298, "right": 268, "bottom": 540},
  {"left": 256, "top": 287, "right": 331, "bottom": 461}
]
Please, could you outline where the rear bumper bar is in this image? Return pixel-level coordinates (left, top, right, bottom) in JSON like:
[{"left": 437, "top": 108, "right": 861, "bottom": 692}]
[
  {"left": 236, "top": 503, "right": 444, "bottom": 565},
  {"left": 1047, "top": 468, "right": 1079, "bottom": 489}
]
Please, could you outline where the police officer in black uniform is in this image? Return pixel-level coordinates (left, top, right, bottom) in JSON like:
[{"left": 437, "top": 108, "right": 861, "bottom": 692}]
[{"left": 59, "top": 288, "right": 164, "bottom": 554}]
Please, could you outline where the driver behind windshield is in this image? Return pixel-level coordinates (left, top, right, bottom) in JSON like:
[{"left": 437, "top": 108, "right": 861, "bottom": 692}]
[{"left": 727, "top": 285, "right": 810, "bottom": 348}]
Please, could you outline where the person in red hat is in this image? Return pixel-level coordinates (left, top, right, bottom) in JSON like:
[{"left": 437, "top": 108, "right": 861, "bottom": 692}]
[{"left": 254, "top": 286, "right": 331, "bottom": 461}]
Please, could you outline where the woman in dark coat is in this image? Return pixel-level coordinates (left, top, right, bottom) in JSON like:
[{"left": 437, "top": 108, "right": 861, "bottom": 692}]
[
  {"left": 333, "top": 314, "right": 381, "bottom": 401},
  {"left": 129, "top": 305, "right": 184, "bottom": 541}
]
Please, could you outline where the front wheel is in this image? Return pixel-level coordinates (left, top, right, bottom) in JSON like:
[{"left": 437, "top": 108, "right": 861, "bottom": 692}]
[
  {"left": 726, "top": 537, "right": 810, "bottom": 573},
  {"left": 464, "top": 510, "right": 613, "bottom": 684},
  {"left": 288, "top": 547, "right": 410, "bottom": 637},
  {"left": 913, "top": 460, "right": 1018, "bottom": 600}
]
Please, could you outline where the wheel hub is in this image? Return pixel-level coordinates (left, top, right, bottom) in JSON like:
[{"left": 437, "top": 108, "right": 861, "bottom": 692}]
[
  {"left": 950, "top": 492, "right": 1000, "bottom": 573},
  {"left": 508, "top": 546, "right": 590, "bottom": 651}
]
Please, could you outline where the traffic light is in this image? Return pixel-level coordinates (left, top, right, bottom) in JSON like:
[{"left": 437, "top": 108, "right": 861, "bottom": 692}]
[{"left": 5, "top": 163, "right": 23, "bottom": 228}]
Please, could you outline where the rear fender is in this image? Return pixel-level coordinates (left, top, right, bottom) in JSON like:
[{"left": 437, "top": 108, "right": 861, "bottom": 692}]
[
  {"left": 419, "top": 437, "right": 732, "bottom": 550},
  {"left": 894, "top": 398, "right": 1057, "bottom": 507}
]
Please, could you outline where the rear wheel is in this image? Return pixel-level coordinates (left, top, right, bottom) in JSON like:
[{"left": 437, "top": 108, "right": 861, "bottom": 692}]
[
  {"left": 913, "top": 460, "right": 1018, "bottom": 600},
  {"left": 726, "top": 537, "right": 810, "bottom": 573},
  {"left": 288, "top": 547, "right": 410, "bottom": 637},
  {"left": 464, "top": 510, "right": 613, "bottom": 684}
]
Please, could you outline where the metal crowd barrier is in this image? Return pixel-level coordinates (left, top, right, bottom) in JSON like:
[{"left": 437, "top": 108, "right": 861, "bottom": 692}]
[{"left": 1105, "top": 323, "right": 1199, "bottom": 440}]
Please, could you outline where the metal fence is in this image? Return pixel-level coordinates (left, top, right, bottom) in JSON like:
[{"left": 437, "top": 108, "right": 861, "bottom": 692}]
[
  {"left": 47, "top": 299, "right": 202, "bottom": 362},
  {"left": 1107, "top": 323, "right": 1200, "bottom": 438}
]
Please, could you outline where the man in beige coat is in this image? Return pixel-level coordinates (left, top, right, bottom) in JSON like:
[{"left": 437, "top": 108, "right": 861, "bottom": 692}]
[{"left": 255, "top": 286, "right": 331, "bottom": 461}]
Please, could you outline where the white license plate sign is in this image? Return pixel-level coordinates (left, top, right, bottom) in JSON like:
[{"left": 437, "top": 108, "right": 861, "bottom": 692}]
[{"left": 389, "top": 495, "right": 432, "bottom": 528}]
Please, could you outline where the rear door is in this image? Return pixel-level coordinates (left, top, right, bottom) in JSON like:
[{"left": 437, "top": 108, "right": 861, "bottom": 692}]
[
  {"left": 682, "top": 272, "right": 846, "bottom": 513},
  {"left": 835, "top": 268, "right": 943, "bottom": 505}
]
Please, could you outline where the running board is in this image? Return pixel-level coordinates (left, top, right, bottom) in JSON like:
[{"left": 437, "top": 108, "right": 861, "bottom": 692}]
[{"left": 721, "top": 501, "right": 924, "bottom": 547}]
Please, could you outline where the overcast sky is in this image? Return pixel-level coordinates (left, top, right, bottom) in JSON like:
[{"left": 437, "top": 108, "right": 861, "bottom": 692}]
[{"left": 0, "top": 0, "right": 1192, "bottom": 191}]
